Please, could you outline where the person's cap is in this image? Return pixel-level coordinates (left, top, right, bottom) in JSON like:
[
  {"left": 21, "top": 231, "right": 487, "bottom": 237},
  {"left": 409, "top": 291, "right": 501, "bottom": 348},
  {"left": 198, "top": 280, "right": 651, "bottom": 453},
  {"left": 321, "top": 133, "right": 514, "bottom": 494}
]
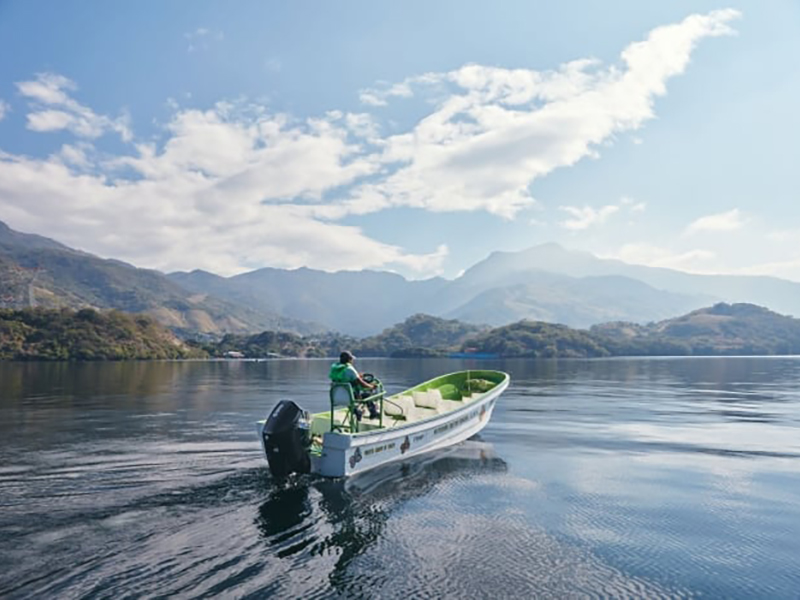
[{"left": 340, "top": 350, "right": 356, "bottom": 362}]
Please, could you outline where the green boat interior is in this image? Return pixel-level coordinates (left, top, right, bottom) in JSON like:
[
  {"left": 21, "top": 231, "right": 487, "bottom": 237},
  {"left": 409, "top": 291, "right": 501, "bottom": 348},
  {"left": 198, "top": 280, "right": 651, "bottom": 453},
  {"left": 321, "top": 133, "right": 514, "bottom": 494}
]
[{"left": 310, "top": 370, "right": 506, "bottom": 445}]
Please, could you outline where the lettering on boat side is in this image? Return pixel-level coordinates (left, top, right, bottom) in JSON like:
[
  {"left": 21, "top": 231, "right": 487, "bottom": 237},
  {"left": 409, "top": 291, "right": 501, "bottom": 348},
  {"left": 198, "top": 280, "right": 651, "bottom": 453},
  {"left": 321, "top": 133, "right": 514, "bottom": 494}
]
[
  {"left": 433, "top": 406, "right": 482, "bottom": 435},
  {"left": 363, "top": 442, "right": 396, "bottom": 457},
  {"left": 349, "top": 447, "right": 362, "bottom": 468},
  {"left": 400, "top": 436, "right": 411, "bottom": 454}
]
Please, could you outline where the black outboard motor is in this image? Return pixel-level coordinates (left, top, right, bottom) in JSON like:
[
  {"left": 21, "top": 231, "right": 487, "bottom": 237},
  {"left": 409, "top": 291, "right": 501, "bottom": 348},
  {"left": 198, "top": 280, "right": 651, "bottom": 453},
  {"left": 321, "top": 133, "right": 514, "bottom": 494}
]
[{"left": 262, "top": 400, "right": 311, "bottom": 477}]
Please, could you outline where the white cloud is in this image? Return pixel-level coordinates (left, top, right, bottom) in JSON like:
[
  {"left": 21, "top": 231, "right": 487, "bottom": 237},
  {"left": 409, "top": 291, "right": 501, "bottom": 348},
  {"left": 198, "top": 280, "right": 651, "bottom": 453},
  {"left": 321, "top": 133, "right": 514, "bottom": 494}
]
[
  {"left": 620, "top": 196, "right": 646, "bottom": 212},
  {"left": 16, "top": 72, "right": 75, "bottom": 104},
  {"left": 737, "top": 257, "right": 800, "bottom": 281},
  {"left": 558, "top": 196, "right": 645, "bottom": 230},
  {"left": 324, "top": 110, "right": 381, "bottom": 141},
  {"left": 559, "top": 204, "right": 620, "bottom": 230},
  {"left": 27, "top": 109, "right": 82, "bottom": 133},
  {"left": 0, "top": 101, "right": 445, "bottom": 277},
  {"left": 56, "top": 143, "right": 93, "bottom": 168},
  {"left": 16, "top": 73, "right": 132, "bottom": 141},
  {"left": 358, "top": 81, "right": 414, "bottom": 106},
  {"left": 611, "top": 243, "right": 717, "bottom": 271},
  {"left": 766, "top": 228, "right": 800, "bottom": 244},
  {"left": 346, "top": 9, "right": 740, "bottom": 219},
  {"left": 0, "top": 99, "right": 9, "bottom": 121},
  {"left": 0, "top": 10, "right": 740, "bottom": 278},
  {"left": 685, "top": 208, "right": 746, "bottom": 233}
]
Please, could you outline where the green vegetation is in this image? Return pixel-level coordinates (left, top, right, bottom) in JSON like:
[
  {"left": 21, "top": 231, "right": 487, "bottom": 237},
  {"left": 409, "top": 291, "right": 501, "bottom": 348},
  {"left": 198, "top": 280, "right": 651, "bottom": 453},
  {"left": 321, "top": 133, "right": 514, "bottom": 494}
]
[
  {"left": 590, "top": 303, "right": 800, "bottom": 356},
  {"left": 205, "top": 331, "right": 327, "bottom": 358},
  {"left": 197, "top": 314, "right": 479, "bottom": 358},
  {"left": 0, "top": 308, "right": 204, "bottom": 360},
  {"left": 207, "top": 304, "right": 800, "bottom": 359},
  {"left": 463, "top": 320, "right": 610, "bottom": 358},
  {"left": 4, "top": 303, "right": 800, "bottom": 361},
  {"left": 354, "top": 314, "right": 485, "bottom": 357}
]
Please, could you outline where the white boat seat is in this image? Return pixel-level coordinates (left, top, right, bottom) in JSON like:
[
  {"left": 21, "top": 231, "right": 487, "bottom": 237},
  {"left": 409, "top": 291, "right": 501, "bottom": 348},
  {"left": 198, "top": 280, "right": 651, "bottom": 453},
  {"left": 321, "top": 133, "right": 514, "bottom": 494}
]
[
  {"left": 330, "top": 383, "right": 354, "bottom": 406},
  {"left": 438, "top": 399, "right": 464, "bottom": 414},
  {"left": 384, "top": 395, "right": 414, "bottom": 419},
  {"left": 413, "top": 389, "right": 442, "bottom": 410},
  {"left": 408, "top": 406, "right": 438, "bottom": 422}
]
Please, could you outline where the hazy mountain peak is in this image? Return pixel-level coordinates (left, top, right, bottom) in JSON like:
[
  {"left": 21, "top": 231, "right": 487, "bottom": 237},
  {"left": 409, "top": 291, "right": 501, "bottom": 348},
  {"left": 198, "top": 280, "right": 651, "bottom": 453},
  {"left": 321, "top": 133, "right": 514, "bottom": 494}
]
[
  {"left": 459, "top": 242, "right": 601, "bottom": 287},
  {"left": 0, "top": 220, "right": 72, "bottom": 252}
]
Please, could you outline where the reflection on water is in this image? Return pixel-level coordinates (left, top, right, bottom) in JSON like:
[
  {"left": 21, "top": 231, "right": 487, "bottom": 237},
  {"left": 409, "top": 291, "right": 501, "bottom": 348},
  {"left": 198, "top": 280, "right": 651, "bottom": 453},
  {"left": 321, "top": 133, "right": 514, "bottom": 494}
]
[
  {"left": 252, "top": 441, "right": 508, "bottom": 597},
  {"left": 1, "top": 357, "right": 800, "bottom": 598},
  {"left": 320, "top": 442, "right": 510, "bottom": 597}
]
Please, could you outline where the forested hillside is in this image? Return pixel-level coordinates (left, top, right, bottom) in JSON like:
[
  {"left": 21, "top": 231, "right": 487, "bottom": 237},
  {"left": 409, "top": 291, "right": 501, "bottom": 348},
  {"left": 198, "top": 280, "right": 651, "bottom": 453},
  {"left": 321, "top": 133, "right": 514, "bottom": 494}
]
[
  {"left": 4, "top": 303, "right": 800, "bottom": 361},
  {"left": 0, "top": 308, "right": 204, "bottom": 360},
  {"left": 462, "top": 320, "right": 610, "bottom": 358},
  {"left": 354, "top": 314, "right": 486, "bottom": 357},
  {"left": 591, "top": 303, "right": 800, "bottom": 355},
  {"left": 0, "top": 220, "right": 321, "bottom": 336}
]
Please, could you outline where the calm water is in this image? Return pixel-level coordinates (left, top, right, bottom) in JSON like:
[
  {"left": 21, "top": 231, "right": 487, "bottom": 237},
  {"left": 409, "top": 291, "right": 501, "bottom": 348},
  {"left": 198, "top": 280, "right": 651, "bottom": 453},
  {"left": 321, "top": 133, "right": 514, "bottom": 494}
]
[{"left": 1, "top": 357, "right": 800, "bottom": 598}]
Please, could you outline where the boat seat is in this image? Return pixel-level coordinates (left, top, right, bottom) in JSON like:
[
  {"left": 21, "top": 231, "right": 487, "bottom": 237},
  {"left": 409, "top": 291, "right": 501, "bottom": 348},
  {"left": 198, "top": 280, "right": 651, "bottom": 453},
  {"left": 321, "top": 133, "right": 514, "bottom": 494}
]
[
  {"left": 330, "top": 383, "right": 355, "bottom": 406},
  {"left": 384, "top": 395, "right": 414, "bottom": 419},
  {"left": 413, "top": 389, "right": 442, "bottom": 410},
  {"left": 408, "top": 406, "right": 438, "bottom": 422},
  {"left": 438, "top": 399, "right": 464, "bottom": 414}
]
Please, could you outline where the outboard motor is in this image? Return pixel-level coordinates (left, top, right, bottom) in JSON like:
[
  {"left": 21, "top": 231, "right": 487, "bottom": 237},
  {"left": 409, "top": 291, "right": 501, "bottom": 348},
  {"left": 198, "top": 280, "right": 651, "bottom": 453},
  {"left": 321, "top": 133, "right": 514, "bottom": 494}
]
[{"left": 262, "top": 400, "right": 311, "bottom": 477}]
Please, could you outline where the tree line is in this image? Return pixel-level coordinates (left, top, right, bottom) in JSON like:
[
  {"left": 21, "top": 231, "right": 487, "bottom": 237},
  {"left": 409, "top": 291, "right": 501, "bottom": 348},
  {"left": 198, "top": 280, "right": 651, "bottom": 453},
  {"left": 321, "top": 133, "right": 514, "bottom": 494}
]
[{"left": 4, "top": 303, "right": 800, "bottom": 361}]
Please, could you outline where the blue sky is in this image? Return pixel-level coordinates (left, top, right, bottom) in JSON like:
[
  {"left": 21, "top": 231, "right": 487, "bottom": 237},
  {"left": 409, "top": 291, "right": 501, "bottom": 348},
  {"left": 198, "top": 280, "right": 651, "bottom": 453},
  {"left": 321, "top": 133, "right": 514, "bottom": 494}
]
[{"left": 0, "top": 1, "right": 798, "bottom": 280}]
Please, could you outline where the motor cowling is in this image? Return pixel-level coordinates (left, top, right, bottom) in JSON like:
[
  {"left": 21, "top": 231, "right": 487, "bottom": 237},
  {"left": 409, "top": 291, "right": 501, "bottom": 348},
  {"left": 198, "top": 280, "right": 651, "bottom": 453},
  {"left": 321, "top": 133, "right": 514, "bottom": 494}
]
[{"left": 262, "top": 400, "right": 311, "bottom": 477}]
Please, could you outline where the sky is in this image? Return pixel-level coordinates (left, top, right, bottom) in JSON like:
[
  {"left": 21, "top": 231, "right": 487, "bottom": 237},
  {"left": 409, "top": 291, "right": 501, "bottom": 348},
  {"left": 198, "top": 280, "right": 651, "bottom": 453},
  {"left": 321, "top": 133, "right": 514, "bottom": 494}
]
[{"left": 0, "top": 1, "right": 798, "bottom": 281}]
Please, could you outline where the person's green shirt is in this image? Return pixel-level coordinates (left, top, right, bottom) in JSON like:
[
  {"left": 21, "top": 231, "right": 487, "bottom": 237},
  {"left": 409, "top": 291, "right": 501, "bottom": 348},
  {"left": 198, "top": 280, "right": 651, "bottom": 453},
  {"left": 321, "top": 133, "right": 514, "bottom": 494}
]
[{"left": 329, "top": 362, "right": 359, "bottom": 384}]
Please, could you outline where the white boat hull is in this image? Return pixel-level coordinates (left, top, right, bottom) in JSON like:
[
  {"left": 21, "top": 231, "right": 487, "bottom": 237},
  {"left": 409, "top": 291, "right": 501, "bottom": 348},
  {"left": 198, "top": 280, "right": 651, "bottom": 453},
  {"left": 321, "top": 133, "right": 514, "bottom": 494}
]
[{"left": 257, "top": 377, "right": 508, "bottom": 478}]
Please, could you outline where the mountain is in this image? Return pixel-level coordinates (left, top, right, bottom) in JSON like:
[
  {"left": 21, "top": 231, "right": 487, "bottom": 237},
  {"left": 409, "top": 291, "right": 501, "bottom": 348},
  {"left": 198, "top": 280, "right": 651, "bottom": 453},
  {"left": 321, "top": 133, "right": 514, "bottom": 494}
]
[
  {"left": 464, "top": 303, "right": 800, "bottom": 357},
  {"left": 0, "top": 307, "right": 205, "bottom": 360},
  {"left": 0, "top": 220, "right": 74, "bottom": 252},
  {"left": 354, "top": 313, "right": 487, "bottom": 356},
  {"left": 459, "top": 319, "right": 611, "bottom": 358},
  {"left": 172, "top": 243, "right": 800, "bottom": 333},
  {"left": 168, "top": 249, "right": 719, "bottom": 334},
  {"left": 591, "top": 303, "right": 800, "bottom": 355},
  {"left": 7, "top": 219, "right": 800, "bottom": 338},
  {"left": 461, "top": 243, "right": 800, "bottom": 318},
  {"left": 445, "top": 272, "right": 707, "bottom": 328},
  {"left": 169, "top": 267, "right": 448, "bottom": 337},
  {"left": 0, "top": 221, "right": 322, "bottom": 336}
]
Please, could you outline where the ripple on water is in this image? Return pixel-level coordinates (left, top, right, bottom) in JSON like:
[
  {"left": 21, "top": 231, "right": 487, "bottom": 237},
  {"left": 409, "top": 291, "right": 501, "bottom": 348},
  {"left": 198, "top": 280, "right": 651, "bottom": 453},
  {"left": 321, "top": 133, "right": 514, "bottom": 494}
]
[{"left": 3, "top": 358, "right": 800, "bottom": 598}]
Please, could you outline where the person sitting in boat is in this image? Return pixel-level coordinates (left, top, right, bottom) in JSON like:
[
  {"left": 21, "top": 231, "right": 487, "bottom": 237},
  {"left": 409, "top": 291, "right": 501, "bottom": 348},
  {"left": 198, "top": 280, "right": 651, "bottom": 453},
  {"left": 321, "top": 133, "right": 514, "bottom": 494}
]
[{"left": 329, "top": 351, "right": 380, "bottom": 420}]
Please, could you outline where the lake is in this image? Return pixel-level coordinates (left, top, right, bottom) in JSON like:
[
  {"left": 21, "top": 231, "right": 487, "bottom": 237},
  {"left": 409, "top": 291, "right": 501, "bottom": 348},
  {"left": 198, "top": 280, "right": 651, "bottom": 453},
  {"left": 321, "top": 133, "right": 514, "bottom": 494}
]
[{"left": 1, "top": 357, "right": 799, "bottom": 598}]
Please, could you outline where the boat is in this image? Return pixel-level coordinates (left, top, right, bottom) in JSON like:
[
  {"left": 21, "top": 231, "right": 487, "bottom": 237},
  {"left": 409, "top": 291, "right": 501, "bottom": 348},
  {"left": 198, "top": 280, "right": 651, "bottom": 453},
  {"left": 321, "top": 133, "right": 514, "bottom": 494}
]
[{"left": 256, "top": 369, "right": 510, "bottom": 478}]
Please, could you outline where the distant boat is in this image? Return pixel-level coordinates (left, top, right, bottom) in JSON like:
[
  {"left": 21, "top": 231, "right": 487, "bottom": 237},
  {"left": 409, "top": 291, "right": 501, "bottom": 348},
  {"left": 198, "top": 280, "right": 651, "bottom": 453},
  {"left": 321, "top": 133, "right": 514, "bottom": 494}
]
[{"left": 256, "top": 370, "right": 509, "bottom": 478}]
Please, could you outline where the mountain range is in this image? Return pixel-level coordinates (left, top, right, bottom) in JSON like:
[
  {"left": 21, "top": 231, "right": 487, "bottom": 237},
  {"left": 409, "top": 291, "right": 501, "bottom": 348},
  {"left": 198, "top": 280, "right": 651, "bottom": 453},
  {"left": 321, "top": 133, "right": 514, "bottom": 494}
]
[
  {"left": 0, "top": 221, "right": 320, "bottom": 336},
  {"left": 3, "top": 219, "right": 800, "bottom": 336}
]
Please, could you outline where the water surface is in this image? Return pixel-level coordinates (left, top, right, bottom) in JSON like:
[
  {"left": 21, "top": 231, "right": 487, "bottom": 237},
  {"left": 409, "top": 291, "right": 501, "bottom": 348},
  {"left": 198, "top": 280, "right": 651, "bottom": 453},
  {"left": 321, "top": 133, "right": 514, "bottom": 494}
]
[{"left": 1, "top": 357, "right": 799, "bottom": 598}]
